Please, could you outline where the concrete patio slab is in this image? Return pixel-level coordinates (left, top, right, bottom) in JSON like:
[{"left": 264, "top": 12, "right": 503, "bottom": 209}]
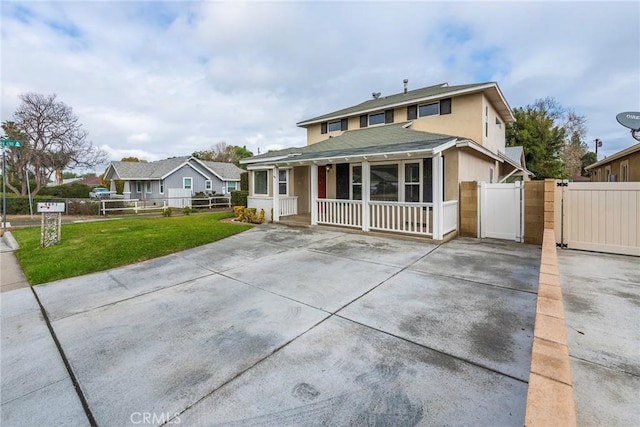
[
  {"left": 1, "top": 288, "right": 87, "bottom": 424},
  {"left": 558, "top": 249, "right": 640, "bottom": 426},
  {"left": 178, "top": 316, "right": 528, "bottom": 426},
  {"left": 49, "top": 274, "right": 328, "bottom": 427},
  {"left": 339, "top": 269, "right": 537, "bottom": 382},
  {"left": 237, "top": 224, "right": 343, "bottom": 248},
  {"left": 409, "top": 238, "right": 540, "bottom": 293},
  {"left": 307, "top": 232, "right": 438, "bottom": 267},
  {"left": 224, "top": 249, "right": 401, "bottom": 312}
]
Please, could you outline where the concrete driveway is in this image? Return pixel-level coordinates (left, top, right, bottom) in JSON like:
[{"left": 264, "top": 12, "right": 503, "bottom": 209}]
[{"left": 1, "top": 225, "right": 541, "bottom": 426}]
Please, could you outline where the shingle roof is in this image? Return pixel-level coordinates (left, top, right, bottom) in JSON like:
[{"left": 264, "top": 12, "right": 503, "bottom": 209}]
[
  {"left": 244, "top": 123, "right": 460, "bottom": 164},
  {"left": 107, "top": 157, "right": 243, "bottom": 180},
  {"left": 297, "top": 82, "right": 509, "bottom": 125}
]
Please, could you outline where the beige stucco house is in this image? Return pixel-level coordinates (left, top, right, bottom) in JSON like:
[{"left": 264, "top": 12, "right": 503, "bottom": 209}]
[
  {"left": 585, "top": 143, "right": 640, "bottom": 182},
  {"left": 242, "top": 81, "right": 529, "bottom": 239}
]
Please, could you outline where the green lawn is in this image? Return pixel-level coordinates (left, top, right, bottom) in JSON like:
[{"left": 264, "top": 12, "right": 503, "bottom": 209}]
[{"left": 12, "top": 212, "right": 253, "bottom": 285}]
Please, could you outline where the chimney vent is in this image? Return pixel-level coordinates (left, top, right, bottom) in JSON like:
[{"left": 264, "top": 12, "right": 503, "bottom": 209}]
[{"left": 403, "top": 79, "right": 408, "bottom": 94}]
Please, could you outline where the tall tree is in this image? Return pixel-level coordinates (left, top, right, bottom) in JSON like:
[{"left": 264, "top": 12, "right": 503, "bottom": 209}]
[
  {"left": 2, "top": 93, "right": 107, "bottom": 196},
  {"left": 581, "top": 152, "right": 598, "bottom": 177},
  {"left": 193, "top": 142, "right": 253, "bottom": 168},
  {"left": 507, "top": 97, "right": 588, "bottom": 179}
]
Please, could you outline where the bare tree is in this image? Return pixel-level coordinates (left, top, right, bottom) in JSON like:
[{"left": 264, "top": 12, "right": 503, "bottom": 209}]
[{"left": 2, "top": 93, "right": 107, "bottom": 196}]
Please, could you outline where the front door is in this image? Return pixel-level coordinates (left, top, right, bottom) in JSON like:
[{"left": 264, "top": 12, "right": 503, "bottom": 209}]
[{"left": 318, "top": 166, "right": 327, "bottom": 199}]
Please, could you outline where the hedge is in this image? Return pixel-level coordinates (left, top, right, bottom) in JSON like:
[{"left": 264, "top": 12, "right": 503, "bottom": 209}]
[{"left": 231, "top": 190, "right": 248, "bottom": 207}]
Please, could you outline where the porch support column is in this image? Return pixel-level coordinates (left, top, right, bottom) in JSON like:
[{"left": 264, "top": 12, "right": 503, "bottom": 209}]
[
  {"left": 362, "top": 160, "right": 370, "bottom": 232},
  {"left": 109, "top": 179, "right": 116, "bottom": 193},
  {"left": 123, "top": 180, "right": 131, "bottom": 199},
  {"left": 310, "top": 165, "right": 318, "bottom": 225},
  {"left": 272, "top": 167, "right": 280, "bottom": 222},
  {"left": 432, "top": 154, "right": 443, "bottom": 240}
]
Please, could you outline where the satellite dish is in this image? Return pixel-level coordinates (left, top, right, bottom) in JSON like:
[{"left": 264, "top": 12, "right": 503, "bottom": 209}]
[{"left": 616, "top": 112, "right": 640, "bottom": 131}]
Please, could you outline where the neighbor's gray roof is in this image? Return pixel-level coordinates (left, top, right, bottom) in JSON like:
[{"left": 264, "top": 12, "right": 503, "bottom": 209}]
[
  {"left": 298, "top": 81, "right": 515, "bottom": 126},
  {"left": 243, "top": 122, "right": 460, "bottom": 165},
  {"left": 504, "top": 146, "right": 524, "bottom": 166},
  {"left": 107, "top": 157, "right": 243, "bottom": 180}
]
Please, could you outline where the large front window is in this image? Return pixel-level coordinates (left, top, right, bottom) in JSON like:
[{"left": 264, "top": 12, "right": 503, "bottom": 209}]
[
  {"left": 254, "top": 170, "right": 268, "bottom": 195},
  {"left": 370, "top": 164, "right": 398, "bottom": 201}
]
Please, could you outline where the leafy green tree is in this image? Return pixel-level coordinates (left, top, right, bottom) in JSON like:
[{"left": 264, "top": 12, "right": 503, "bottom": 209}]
[
  {"left": 193, "top": 142, "right": 253, "bottom": 168},
  {"left": 581, "top": 152, "right": 598, "bottom": 177}
]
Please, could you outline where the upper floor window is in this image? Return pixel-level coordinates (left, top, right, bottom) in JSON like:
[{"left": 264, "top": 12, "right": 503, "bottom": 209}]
[
  {"left": 321, "top": 118, "right": 348, "bottom": 134},
  {"left": 496, "top": 118, "right": 502, "bottom": 129},
  {"left": 368, "top": 112, "right": 385, "bottom": 126},
  {"left": 419, "top": 103, "right": 439, "bottom": 117}
]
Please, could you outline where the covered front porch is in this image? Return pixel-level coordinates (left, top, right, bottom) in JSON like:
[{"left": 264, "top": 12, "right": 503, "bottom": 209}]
[{"left": 247, "top": 153, "right": 458, "bottom": 240}]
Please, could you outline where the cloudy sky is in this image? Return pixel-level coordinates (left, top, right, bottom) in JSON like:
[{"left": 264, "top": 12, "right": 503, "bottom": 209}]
[{"left": 1, "top": 1, "right": 639, "bottom": 173}]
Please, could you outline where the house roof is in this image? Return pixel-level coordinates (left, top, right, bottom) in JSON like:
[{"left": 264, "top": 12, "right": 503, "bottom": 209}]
[
  {"left": 504, "top": 146, "right": 524, "bottom": 166},
  {"left": 297, "top": 82, "right": 515, "bottom": 127},
  {"left": 105, "top": 157, "right": 243, "bottom": 181},
  {"left": 242, "top": 122, "right": 462, "bottom": 166},
  {"left": 584, "top": 143, "right": 640, "bottom": 170}
]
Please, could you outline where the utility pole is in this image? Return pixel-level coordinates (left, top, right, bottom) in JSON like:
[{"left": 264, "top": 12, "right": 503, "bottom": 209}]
[{"left": 594, "top": 138, "right": 602, "bottom": 160}]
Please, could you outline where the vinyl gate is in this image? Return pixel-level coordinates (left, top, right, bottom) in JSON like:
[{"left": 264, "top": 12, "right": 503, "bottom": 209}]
[
  {"left": 479, "top": 181, "right": 524, "bottom": 242},
  {"left": 167, "top": 188, "right": 192, "bottom": 208},
  {"left": 555, "top": 182, "right": 640, "bottom": 256}
]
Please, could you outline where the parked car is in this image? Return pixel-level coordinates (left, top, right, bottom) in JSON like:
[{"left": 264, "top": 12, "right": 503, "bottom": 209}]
[{"left": 89, "top": 187, "right": 111, "bottom": 200}]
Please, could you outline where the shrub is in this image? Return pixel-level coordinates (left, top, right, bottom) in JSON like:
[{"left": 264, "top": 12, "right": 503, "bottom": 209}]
[
  {"left": 39, "top": 183, "right": 94, "bottom": 199},
  {"left": 182, "top": 206, "right": 191, "bottom": 215},
  {"left": 231, "top": 190, "right": 248, "bottom": 207},
  {"left": 232, "top": 206, "right": 264, "bottom": 224},
  {"left": 163, "top": 207, "right": 173, "bottom": 217},
  {"left": 240, "top": 172, "right": 248, "bottom": 191}
]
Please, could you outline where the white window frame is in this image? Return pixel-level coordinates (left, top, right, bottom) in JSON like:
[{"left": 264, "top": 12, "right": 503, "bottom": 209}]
[
  {"left": 350, "top": 164, "right": 362, "bottom": 200},
  {"left": 327, "top": 120, "right": 341, "bottom": 133},
  {"left": 136, "top": 181, "right": 142, "bottom": 193},
  {"left": 159, "top": 180, "right": 164, "bottom": 195},
  {"left": 278, "top": 169, "right": 289, "bottom": 196},
  {"left": 403, "top": 161, "right": 422, "bottom": 203},
  {"left": 205, "top": 180, "right": 212, "bottom": 191},
  {"left": 418, "top": 102, "right": 439, "bottom": 118},
  {"left": 254, "top": 170, "right": 268, "bottom": 195},
  {"left": 368, "top": 112, "right": 385, "bottom": 126},
  {"left": 496, "top": 117, "right": 502, "bottom": 129},
  {"left": 145, "top": 181, "right": 152, "bottom": 194},
  {"left": 620, "top": 160, "right": 629, "bottom": 182},
  {"left": 369, "top": 162, "right": 400, "bottom": 202},
  {"left": 183, "top": 177, "right": 193, "bottom": 190},
  {"left": 227, "top": 181, "right": 237, "bottom": 192}
]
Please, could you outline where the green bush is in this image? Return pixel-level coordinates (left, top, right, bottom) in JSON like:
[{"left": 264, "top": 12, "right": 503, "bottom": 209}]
[
  {"left": 182, "top": 206, "right": 192, "bottom": 215},
  {"left": 231, "top": 190, "right": 248, "bottom": 207},
  {"left": 240, "top": 172, "right": 249, "bottom": 191},
  {"left": 163, "top": 207, "right": 173, "bottom": 217},
  {"left": 39, "top": 183, "right": 94, "bottom": 199}
]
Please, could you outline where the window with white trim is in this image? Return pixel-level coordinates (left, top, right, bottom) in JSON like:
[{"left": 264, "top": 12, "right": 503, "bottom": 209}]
[
  {"left": 370, "top": 164, "right": 398, "bottom": 201},
  {"left": 227, "top": 181, "right": 237, "bottom": 192},
  {"left": 404, "top": 163, "right": 421, "bottom": 202},
  {"left": 183, "top": 177, "right": 192, "bottom": 190},
  {"left": 368, "top": 112, "right": 385, "bottom": 126},
  {"left": 254, "top": 170, "right": 268, "bottom": 195},
  {"left": 620, "top": 161, "right": 629, "bottom": 182},
  {"left": 159, "top": 180, "right": 164, "bottom": 194},
  {"left": 145, "top": 181, "right": 152, "bottom": 193},
  {"left": 136, "top": 181, "right": 142, "bottom": 193},
  {"left": 418, "top": 102, "right": 439, "bottom": 117},
  {"left": 351, "top": 165, "right": 362, "bottom": 200},
  {"left": 205, "top": 180, "right": 212, "bottom": 191},
  {"left": 327, "top": 120, "right": 341, "bottom": 132},
  {"left": 278, "top": 169, "right": 288, "bottom": 195}
]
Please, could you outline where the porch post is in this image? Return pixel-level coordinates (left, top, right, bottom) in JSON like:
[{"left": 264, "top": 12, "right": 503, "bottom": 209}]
[
  {"left": 109, "top": 179, "right": 116, "bottom": 193},
  {"left": 310, "top": 165, "right": 318, "bottom": 225},
  {"left": 123, "top": 180, "right": 131, "bottom": 199},
  {"left": 432, "top": 154, "right": 443, "bottom": 240},
  {"left": 272, "top": 167, "right": 280, "bottom": 222},
  {"left": 362, "top": 160, "right": 370, "bottom": 232}
]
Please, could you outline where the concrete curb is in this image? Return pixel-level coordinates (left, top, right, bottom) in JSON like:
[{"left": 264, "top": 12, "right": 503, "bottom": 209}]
[
  {"left": 1, "top": 231, "right": 20, "bottom": 251},
  {"left": 524, "top": 229, "right": 576, "bottom": 426}
]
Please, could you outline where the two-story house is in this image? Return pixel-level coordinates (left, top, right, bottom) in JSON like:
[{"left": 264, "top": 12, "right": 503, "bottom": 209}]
[{"left": 242, "top": 81, "right": 529, "bottom": 239}]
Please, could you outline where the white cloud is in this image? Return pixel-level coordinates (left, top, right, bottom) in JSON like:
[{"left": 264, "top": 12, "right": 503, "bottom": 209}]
[{"left": 1, "top": 0, "right": 638, "bottom": 171}]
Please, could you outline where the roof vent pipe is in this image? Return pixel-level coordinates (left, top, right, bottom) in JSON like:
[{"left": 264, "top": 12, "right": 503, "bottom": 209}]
[{"left": 403, "top": 79, "right": 408, "bottom": 94}]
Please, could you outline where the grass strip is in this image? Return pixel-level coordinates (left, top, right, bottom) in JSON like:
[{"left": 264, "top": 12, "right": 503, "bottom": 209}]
[{"left": 12, "top": 212, "right": 252, "bottom": 285}]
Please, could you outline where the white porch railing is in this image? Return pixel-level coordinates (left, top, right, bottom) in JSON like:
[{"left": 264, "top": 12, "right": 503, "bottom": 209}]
[
  {"left": 317, "top": 199, "right": 362, "bottom": 228},
  {"left": 369, "top": 201, "right": 433, "bottom": 236},
  {"left": 443, "top": 200, "right": 458, "bottom": 234},
  {"left": 279, "top": 196, "right": 298, "bottom": 216}
]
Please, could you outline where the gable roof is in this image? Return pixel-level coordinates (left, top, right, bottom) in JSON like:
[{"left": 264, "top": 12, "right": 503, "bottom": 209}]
[
  {"left": 297, "top": 82, "right": 515, "bottom": 127},
  {"left": 242, "top": 122, "right": 463, "bottom": 166},
  {"left": 105, "top": 157, "right": 243, "bottom": 181},
  {"left": 584, "top": 143, "right": 640, "bottom": 170}
]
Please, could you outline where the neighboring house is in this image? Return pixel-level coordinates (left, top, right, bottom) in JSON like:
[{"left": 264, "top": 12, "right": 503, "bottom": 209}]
[
  {"left": 242, "top": 81, "right": 529, "bottom": 239},
  {"left": 103, "top": 156, "right": 243, "bottom": 206},
  {"left": 585, "top": 143, "right": 640, "bottom": 182}
]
